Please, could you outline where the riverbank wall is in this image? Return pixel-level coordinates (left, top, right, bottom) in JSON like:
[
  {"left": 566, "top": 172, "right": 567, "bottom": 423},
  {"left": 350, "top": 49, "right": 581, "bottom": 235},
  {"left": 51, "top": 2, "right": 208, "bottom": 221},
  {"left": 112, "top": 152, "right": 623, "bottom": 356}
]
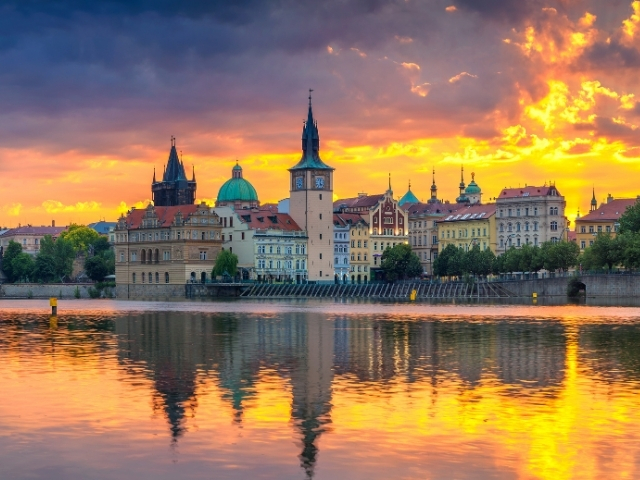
[
  {"left": 0, "top": 283, "right": 94, "bottom": 299},
  {"left": 496, "top": 274, "right": 640, "bottom": 297}
]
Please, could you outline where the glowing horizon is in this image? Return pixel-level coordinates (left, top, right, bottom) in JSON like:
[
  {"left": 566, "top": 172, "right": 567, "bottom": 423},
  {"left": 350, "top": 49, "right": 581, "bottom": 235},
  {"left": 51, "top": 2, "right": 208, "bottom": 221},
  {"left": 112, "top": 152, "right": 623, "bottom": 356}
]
[{"left": 2, "top": 1, "right": 640, "bottom": 227}]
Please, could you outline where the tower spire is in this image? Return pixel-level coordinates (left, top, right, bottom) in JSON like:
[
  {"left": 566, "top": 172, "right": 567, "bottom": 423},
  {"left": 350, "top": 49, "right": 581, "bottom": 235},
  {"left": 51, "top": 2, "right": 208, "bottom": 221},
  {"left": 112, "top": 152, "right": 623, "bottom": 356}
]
[
  {"left": 153, "top": 167, "right": 156, "bottom": 183},
  {"left": 591, "top": 186, "right": 597, "bottom": 212},
  {"left": 388, "top": 172, "right": 392, "bottom": 192},
  {"left": 192, "top": 165, "right": 196, "bottom": 182}
]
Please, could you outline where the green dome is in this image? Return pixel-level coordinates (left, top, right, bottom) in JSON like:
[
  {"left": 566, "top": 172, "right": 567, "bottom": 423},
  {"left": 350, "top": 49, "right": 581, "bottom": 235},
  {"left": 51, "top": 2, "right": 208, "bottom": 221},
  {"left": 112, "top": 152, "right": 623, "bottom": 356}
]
[
  {"left": 399, "top": 188, "right": 420, "bottom": 206},
  {"left": 217, "top": 163, "right": 259, "bottom": 203},
  {"left": 465, "top": 180, "right": 481, "bottom": 194}
]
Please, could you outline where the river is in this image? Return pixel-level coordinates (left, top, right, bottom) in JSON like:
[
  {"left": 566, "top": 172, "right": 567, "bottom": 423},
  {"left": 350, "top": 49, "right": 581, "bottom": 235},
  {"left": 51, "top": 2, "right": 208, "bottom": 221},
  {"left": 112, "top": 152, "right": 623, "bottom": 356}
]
[{"left": 1, "top": 299, "right": 639, "bottom": 479}]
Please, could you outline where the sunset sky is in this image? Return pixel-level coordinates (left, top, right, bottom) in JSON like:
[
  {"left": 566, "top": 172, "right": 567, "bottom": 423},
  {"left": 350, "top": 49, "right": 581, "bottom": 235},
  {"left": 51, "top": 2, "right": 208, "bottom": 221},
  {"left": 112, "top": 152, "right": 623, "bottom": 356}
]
[{"left": 2, "top": 0, "right": 640, "bottom": 226}]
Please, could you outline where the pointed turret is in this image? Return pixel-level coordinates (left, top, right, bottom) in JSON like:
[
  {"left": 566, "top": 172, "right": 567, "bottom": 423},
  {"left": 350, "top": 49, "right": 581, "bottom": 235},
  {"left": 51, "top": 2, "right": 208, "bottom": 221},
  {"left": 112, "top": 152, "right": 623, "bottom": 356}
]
[
  {"left": 163, "top": 137, "right": 188, "bottom": 182},
  {"left": 388, "top": 172, "right": 392, "bottom": 193},
  {"left": 456, "top": 166, "right": 470, "bottom": 203},
  {"left": 153, "top": 167, "right": 156, "bottom": 183},
  {"left": 590, "top": 187, "right": 597, "bottom": 212},
  {"left": 399, "top": 180, "right": 420, "bottom": 206},
  {"left": 152, "top": 136, "right": 197, "bottom": 207},
  {"left": 290, "top": 91, "right": 333, "bottom": 171},
  {"left": 192, "top": 165, "right": 196, "bottom": 182},
  {"left": 428, "top": 168, "right": 439, "bottom": 204}
]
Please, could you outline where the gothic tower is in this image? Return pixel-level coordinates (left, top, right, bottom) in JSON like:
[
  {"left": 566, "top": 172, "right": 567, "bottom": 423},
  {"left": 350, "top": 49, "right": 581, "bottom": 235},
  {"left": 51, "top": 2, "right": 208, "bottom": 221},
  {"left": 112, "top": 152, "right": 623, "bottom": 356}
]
[
  {"left": 289, "top": 92, "right": 334, "bottom": 282},
  {"left": 152, "top": 137, "right": 197, "bottom": 207}
]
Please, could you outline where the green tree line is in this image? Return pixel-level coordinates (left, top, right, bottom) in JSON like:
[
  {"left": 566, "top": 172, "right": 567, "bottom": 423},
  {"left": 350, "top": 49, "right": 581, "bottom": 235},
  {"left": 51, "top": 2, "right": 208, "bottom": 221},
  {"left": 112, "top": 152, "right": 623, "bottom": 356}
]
[{"left": 1, "top": 224, "right": 114, "bottom": 283}]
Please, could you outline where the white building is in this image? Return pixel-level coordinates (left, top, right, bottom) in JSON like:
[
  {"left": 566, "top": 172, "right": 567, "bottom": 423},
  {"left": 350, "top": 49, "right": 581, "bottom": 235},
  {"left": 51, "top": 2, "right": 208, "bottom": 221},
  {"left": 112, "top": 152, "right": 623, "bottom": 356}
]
[
  {"left": 332, "top": 214, "right": 351, "bottom": 283},
  {"left": 495, "top": 184, "right": 568, "bottom": 253}
]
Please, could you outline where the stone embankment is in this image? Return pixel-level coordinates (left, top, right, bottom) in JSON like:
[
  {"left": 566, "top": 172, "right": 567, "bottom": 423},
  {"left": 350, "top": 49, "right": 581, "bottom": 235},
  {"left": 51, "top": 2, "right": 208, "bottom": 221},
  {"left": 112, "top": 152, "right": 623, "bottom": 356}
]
[{"left": 0, "top": 283, "right": 95, "bottom": 299}]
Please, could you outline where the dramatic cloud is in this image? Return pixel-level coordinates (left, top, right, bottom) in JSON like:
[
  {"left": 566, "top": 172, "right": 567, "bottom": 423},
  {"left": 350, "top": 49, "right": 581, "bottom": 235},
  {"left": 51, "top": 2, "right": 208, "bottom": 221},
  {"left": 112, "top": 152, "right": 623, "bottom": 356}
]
[{"left": 0, "top": 0, "right": 639, "bottom": 227}]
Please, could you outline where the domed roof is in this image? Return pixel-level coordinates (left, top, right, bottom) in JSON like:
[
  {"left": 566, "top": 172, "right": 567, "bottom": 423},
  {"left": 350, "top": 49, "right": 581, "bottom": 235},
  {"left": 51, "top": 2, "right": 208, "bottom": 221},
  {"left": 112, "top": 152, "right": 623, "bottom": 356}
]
[
  {"left": 465, "top": 172, "right": 481, "bottom": 194},
  {"left": 217, "top": 163, "right": 259, "bottom": 203},
  {"left": 398, "top": 182, "right": 420, "bottom": 206}
]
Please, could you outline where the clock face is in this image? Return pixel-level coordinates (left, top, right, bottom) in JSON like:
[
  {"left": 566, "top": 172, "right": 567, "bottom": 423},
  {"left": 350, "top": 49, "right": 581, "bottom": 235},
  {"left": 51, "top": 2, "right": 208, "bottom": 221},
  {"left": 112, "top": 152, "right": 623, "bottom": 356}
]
[
  {"left": 296, "top": 177, "right": 303, "bottom": 189},
  {"left": 315, "top": 176, "right": 325, "bottom": 189}
]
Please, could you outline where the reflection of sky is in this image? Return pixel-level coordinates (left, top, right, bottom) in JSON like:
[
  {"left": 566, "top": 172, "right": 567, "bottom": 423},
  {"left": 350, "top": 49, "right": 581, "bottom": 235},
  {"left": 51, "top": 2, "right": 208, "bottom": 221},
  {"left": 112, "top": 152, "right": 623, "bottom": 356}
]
[{"left": 1, "top": 305, "right": 640, "bottom": 479}]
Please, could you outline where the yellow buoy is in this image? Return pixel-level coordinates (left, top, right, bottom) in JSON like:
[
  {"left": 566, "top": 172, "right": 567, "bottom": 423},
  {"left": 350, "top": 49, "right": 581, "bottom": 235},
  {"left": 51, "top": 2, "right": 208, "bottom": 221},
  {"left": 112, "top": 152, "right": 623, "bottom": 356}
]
[{"left": 410, "top": 289, "right": 417, "bottom": 301}]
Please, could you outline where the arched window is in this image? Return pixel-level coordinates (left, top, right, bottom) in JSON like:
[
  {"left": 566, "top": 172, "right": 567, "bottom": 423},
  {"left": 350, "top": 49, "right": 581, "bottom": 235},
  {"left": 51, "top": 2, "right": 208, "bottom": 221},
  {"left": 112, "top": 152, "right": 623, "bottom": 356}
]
[
  {"left": 499, "top": 224, "right": 504, "bottom": 233},
  {"left": 507, "top": 223, "right": 512, "bottom": 232},
  {"left": 516, "top": 223, "right": 521, "bottom": 232}
]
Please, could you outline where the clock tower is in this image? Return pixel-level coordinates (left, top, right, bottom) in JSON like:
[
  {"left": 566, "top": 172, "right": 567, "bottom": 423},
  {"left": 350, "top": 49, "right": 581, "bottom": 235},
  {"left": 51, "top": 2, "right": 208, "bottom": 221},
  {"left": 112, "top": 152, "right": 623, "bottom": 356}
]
[{"left": 289, "top": 92, "right": 334, "bottom": 282}]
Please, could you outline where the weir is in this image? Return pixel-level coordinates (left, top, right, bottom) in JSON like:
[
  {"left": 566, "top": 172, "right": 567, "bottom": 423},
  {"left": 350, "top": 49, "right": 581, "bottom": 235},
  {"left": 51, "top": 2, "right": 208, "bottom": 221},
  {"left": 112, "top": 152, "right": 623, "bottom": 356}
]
[{"left": 239, "top": 281, "right": 515, "bottom": 299}]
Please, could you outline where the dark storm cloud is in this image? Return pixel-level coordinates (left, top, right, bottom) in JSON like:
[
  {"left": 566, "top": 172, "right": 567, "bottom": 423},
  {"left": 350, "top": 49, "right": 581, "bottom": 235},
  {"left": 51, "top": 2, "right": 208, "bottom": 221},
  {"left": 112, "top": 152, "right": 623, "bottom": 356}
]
[
  {"left": 578, "top": 39, "right": 640, "bottom": 70},
  {"left": 451, "top": 0, "right": 546, "bottom": 24}
]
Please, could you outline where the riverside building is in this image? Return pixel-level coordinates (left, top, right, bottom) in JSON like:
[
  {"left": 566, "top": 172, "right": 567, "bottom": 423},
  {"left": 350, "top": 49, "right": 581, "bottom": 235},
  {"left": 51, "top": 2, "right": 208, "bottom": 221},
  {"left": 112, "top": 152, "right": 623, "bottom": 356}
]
[
  {"left": 574, "top": 192, "right": 637, "bottom": 251},
  {"left": 288, "top": 94, "right": 334, "bottom": 283},
  {"left": 495, "top": 184, "right": 567, "bottom": 253},
  {"left": 438, "top": 203, "right": 497, "bottom": 253}
]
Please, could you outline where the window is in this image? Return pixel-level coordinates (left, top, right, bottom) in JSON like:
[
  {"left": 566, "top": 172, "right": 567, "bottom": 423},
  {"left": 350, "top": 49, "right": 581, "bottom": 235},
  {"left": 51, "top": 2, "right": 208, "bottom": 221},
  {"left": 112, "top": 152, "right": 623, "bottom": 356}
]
[
  {"left": 165, "top": 272, "right": 169, "bottom": 283},
  {"left": 319, "top": 234, "right": 322, "bottom": 240},
  {"left": 132, "top": 273, "right": 137, "bottom": 283},
  {"left": 589, "top": 226, "right": 594, "bottom": 233},
  {"left": 120, "top": 252, "right": 124, "bottom": 262},
  {"left": 550, "top": 207, "right": 558, "bottom": 215},
  {"left": 229, "top": 234, "right": 233, "bottom": 241},
  {"left": 581, "top": 240, "right": 586, "bottom": 249},
  {"left": 142, "top": 272, "right": 145, "bottom": 283},
  {"left": 131, "top": 252, "right": 137, "bottom": 261},
  {"left": 533, "top": 222, "right": 538, "bottom": 231},
  {"left": 258, "top": 259, "right": 265, "bottom": 269},
  {"left": 534, "top": 207, "right": 538, "bottom": 216},
  {"left": 351, "top": 240, "right": 355, "bottom": 247},
  {"left": 319, "top": 213, "right": 322, "bottom": 220},
  {"left": 319, "top": 194, "right": 322, "bottom": 200},
  {"left": 364, "top": 241, "right": 368, "bottom": 248},
  {"left": 508, "top": 209, "right": 512, "bottom": 216},
  {"left": 589, "top": 240, "right": 594, "bottom": 246},
  {"left": 374, "top": 242, "right": 377, "bottom": 250},
  {"left": 606, "top": 226, "right": 611, "bottom": 233},
  {"left": 525, "top": 222, "right": 529, "bottom": 232},
  {"left": 517, "top": 208, "right": 521, "bottom": 216},
  {"left": 597, "top": 226, "right": 602, "bottom": 232},
  {"left": 258, "top": 245, "right": 266, "bottom": 254},
  {"left": 525, "top": 208, "right": 529, "bottom": 216},
  {"left": 507, "top": 223, "right": 512, "bottom": 232},
  {"left": 534, "top": 237, "right": 538, "bottom": 246},
  {"left": 269, "top": 246, "right": 273, "bottom": 254},
  {"left": 163, "top": 251, "right": 170, "bottom": 261},
  {"left": 357, "top": 240, "right": 361, "bottom": 248},
  {"left": 155, "top": 272, "right": 159, "bottom": 283},
  {"left": 516, "top": 223, "right": 521, "bottom": 232},
  {"left": 276, "top": 246, "right": 281, "bottom": 254},
  {"left": 319, "top": 253, "right": 322, "bottom": 259},
  {"left": 199, "top": 251, "right": 207, "bottom": 260},
  {"left": 499, "top": 224, "right": 504, "bottom": 233},
  {"left": 550, "top": 221, "right": 558, "bottom": 231}
]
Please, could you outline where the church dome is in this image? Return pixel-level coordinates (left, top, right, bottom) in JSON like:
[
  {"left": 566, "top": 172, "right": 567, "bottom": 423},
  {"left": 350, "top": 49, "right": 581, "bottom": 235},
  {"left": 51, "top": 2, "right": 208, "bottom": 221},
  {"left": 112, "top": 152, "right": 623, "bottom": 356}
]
[
  {"left": 398, "top": 182, "right": 420, "bottom": 206},
  {"left": 465, "top": 172, "right": 481, "bottom": 194},
  {"left": 216, "top": 163, "right": 259, "bottom": 204}
]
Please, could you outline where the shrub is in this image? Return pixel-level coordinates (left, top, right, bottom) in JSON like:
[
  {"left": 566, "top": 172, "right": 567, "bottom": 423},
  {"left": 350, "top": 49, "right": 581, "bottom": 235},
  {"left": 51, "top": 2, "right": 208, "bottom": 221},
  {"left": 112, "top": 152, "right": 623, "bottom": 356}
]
[
  {"left": 88, "top": 287, "right": 100, "bottom": 299},
  {"left": 74, "top": 286, "right": 81, "bottom": 299}
]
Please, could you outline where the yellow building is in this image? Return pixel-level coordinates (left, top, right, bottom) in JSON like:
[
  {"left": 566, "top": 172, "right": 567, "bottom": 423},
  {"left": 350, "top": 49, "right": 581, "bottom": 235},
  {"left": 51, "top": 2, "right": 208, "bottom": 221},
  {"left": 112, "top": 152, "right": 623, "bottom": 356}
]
[
  {"left": 348, "top": 216, "right": 370, "bottom": 284},
  {"left": 574, "top": 193, "right": 637, "bottom": 251},
  {"left": 438, "top": 203, "right": 497, "bottom": 253}
]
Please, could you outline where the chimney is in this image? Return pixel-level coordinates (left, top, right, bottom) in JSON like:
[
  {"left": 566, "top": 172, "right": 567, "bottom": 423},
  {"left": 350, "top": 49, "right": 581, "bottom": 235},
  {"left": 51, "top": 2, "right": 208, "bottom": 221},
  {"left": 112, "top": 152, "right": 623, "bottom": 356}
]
[
  {"left": 52, "top": 220, "right": 55, "bottom": 227},
  {"left": 607, "top": 194, "right": 613, "bottom": 203}
]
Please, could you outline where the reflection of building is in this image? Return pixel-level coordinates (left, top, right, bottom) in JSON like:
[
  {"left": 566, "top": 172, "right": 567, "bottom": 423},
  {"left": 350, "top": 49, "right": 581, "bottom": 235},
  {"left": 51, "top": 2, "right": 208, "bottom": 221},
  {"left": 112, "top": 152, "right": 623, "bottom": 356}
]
[{"left": 574, "top": 192, "right": 636, "bottom": 251}]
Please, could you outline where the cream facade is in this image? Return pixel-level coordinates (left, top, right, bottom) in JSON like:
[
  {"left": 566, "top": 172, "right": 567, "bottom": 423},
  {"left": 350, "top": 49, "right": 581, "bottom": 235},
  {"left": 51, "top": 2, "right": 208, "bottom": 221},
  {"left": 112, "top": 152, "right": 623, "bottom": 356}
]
[
  {"left": 575, "top": 195, "right": 636, "bottom": 251},
  {"left": 288, "top": 98, "right": 335, "bottom": 283},
  {"left": 115, "top": 203, "right": 223, "bottom": 285},
  {"left": 214, "top": 206, "right": 255, "bottom": 279},
  {"left": 495, "top": 185, "right": 567, "bottom": 253}
]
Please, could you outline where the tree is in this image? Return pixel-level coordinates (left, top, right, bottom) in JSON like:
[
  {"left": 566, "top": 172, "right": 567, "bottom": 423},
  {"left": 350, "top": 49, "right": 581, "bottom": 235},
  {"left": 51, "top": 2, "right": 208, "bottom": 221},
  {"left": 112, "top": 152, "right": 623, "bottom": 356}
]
[
  {"left": 53, "top": 236, "right": 75, "bottom": 280},
  {"left": 478, "top": 249, "right": 496, "bottom": 276},
  {"left": 621, "top": 233, "right": 640, "bottom": 271},
  {"left": 2, "top": 240, "right": 23, "bottom": 282},
  {"left": 85, "top": 255, "right": 109, "bottom": 281},
  {"left": 89, "top": 236, "right": 111, "bottom": 256},
  {"left": 212, "top": 249, "right": 239, "bottom": 277},
  {"left": 617, "top": 200, "right": 640, "bottom": 234},
  {"left": 11, "top": 253, "right": 34, "bottom": 282},
  {"left": 380, "top": 243, "right": 422, "bottom": 282},
  {"left": 433, "top": 244, "right": 458, "bottom": 277},
  {"left": 34, "top": 253, "right": 57, "bottom": 282},
  {"left": 59, "top": 224, "right": 101, "bottom": 253},
  {"left": 446, "top": 247, "right": 465, "bottom": 277},
  {"left": 583, "top": 233, "right": 623, "bottom": 271},
  {"left": 542, "top": 241, "right": 579, "bottom": 272}
]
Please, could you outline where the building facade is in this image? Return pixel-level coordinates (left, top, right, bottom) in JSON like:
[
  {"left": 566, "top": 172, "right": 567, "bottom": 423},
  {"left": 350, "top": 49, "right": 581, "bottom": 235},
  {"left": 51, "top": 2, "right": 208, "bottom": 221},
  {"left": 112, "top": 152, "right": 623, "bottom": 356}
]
[
  {"left": 0, "top": 224, "right": 66, "bottom": 255},
  {"left": 247, "top": 213, "right": 307, "bottom": 283},
  {"left": 438, "top": 203, "right": 497, "bottom": 253},
  {"left": 333, "top": 214, "right": 352, "bottom": 283},
  {"left": 152, "top": 138, "right": 197, "bottom": 207},
  {"left": 495, "top": 185, "right": 567, "bottom": 253},
  {"left": 574, "top": 194, "right": 637, "bottom": 251},
  {"left": 288, "top": 95, "right": 335, "bottom": 282},
  {"left": 214, "top": 206, "right": 255, "bottom": 280},
  {"left": 114, "top": 202, "right": 222, "bottom": 286}
]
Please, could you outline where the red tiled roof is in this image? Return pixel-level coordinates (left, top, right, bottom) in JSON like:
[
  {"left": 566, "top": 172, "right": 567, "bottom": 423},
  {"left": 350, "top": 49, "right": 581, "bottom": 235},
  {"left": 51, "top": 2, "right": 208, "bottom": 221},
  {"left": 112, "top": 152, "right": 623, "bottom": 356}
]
[
  {"left": 406, "top": 202, "right": 466, "bottom": 217},
  {"left": 567, "top": 231, "right": 577, "bottom": 242},
  {"left": 1, "top": 226, "right": 66, "bottom": 236},
  {"left": 125, "top": 205, "right": 199, "bottom": 229},
  {"left": 241, "top": 212, "right": 302, "bottom": 231},
  {"left": 258, "top": 203, "right": 278, "bottom": 212},
  {"left": 498, "top": 185, "right": 561, "bottom": 199},
  {"left": 577, "top": 198, "right": 638, "bottom": 222},
  {"left": 334, "top": 194, "right": 384, "bottom": 210},
  {"left": 441, "top": 203, "right": 496, "bottom": 223},
  {"left": 333, "top": 213, "right": 369, "bottom": 227}
]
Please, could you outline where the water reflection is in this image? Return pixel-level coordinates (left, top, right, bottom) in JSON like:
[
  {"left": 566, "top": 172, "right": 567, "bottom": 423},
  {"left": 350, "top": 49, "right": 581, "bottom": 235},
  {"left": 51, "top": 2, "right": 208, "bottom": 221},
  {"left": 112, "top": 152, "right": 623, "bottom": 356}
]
[{"left": 2, "top": 307, "right": 640, "bottom": 479}]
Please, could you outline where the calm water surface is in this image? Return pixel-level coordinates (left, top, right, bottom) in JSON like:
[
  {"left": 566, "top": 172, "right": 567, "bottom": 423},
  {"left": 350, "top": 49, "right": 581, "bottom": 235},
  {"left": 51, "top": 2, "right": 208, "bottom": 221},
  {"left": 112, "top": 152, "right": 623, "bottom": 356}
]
[{"left": 1, "top": 299, "right": 640, "bottom": 479}]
